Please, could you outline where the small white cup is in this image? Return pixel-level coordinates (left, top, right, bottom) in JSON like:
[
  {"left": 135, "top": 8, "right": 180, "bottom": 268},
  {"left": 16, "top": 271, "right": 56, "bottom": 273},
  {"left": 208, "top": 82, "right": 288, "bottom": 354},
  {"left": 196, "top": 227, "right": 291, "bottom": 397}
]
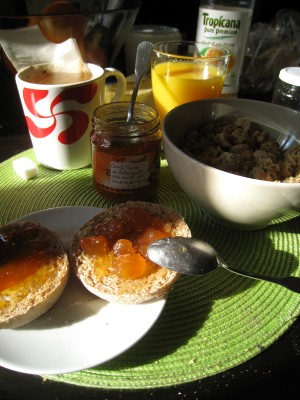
[{"left": 16, "top": 63, "right": 126, "bottom": 170}]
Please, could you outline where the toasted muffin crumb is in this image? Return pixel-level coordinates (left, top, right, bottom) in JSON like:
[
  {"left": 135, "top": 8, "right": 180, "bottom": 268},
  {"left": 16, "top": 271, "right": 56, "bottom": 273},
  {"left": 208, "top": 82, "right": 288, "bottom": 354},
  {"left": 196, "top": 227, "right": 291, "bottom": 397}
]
[
  {"left": 70, "top": 201, "right": 191, "bottom": 304},
  {"left": 0, "top": 221, "right": 69, "bottom": 328}
]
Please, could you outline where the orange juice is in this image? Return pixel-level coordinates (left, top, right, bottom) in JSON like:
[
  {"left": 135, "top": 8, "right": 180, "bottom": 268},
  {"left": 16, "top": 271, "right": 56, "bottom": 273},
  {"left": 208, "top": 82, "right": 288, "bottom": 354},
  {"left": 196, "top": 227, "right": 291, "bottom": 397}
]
[{"left": 151, "top": 61, "right": 225, "bottom": 120}]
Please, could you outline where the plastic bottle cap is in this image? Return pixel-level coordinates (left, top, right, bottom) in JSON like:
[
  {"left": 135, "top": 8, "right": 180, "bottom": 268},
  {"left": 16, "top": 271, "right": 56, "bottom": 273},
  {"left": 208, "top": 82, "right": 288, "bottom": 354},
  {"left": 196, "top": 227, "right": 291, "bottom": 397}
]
[{"left": 279, "top": 67, "right": 300, "bottom": 87}]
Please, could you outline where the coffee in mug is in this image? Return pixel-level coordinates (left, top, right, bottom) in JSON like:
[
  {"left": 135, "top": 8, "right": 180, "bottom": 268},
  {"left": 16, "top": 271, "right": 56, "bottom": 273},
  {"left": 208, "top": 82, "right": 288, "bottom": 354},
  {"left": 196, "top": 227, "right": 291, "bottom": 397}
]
[
  {"left": 16, "top": 63, "right": 126, "bottom": 170},
  {"left": 21, "top": 64, "right": 93, "bottom": 85}
]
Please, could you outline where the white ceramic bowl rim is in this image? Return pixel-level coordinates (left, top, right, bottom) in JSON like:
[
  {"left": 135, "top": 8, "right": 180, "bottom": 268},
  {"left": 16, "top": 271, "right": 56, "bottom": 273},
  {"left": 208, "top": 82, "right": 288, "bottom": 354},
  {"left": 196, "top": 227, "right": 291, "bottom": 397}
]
[{"left": 163, "top": 98, "right": 300, "bottom": 187}]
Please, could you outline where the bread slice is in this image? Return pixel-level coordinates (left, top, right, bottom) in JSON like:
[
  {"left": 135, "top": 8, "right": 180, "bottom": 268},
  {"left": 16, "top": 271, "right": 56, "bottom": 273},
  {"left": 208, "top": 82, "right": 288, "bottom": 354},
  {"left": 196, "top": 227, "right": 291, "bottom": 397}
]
[
  {"left": 70, "top": 201, "right": 191, "bottom": 304},
  {"left": 0, "top": 221, "right": 69, "bottom": 329}
]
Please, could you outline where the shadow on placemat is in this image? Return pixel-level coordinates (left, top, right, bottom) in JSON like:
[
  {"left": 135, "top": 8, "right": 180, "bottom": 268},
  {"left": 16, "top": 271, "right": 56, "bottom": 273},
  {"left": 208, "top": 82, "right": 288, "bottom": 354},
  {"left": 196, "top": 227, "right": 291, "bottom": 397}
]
[{"left": 97, "top": 214, "right": 300, "bottom": 371}]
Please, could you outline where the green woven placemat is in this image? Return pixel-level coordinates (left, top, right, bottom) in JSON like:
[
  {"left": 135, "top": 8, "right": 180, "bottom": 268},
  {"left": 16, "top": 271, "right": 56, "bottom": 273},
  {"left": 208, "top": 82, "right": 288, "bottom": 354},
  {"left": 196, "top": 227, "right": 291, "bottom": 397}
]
[{"left": 1, "top": 149, "right": 300, "bottom": 389}]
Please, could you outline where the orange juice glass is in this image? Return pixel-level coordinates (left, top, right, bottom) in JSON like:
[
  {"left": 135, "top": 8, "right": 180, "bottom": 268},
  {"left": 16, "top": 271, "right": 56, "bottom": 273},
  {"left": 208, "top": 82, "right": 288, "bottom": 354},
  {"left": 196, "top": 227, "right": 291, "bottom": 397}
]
[{"left": 151, "top": 42, "right": 230, "bottom": 120}]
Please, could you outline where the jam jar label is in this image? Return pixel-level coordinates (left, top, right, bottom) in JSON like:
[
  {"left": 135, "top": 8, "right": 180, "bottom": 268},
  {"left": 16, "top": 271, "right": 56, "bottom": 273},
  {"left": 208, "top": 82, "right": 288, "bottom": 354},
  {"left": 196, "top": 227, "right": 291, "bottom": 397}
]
[{"left": 93, "top": 149, "right": 160, "bottom": 190}]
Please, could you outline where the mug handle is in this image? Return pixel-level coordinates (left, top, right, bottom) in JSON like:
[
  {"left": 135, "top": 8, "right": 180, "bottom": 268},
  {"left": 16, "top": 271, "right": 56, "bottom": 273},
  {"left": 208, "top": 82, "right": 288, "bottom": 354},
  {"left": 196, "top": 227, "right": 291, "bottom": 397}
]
[{"left": 101, "top": 67, "right": 126, "bottom": 103}]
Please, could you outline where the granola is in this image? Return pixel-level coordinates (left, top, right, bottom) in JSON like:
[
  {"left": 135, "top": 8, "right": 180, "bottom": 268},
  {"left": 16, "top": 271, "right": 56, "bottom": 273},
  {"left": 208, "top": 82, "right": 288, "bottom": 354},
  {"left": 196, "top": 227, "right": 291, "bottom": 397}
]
[{"left": 180, "top": 116, "right": 300, "bottom": 182}]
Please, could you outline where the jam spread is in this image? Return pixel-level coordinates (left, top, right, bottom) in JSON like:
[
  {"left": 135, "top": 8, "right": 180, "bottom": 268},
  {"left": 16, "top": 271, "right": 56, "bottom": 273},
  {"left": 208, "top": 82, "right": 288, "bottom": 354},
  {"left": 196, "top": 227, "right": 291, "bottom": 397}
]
[
  {"left": 0, "top": 248, "right": 48, "bottom": 291},
  {"left": 0, "top": 222, "right": 62, "bottom": 292},
  {"left": 80, "top": 208, "right": 173, "bottom": 280}
]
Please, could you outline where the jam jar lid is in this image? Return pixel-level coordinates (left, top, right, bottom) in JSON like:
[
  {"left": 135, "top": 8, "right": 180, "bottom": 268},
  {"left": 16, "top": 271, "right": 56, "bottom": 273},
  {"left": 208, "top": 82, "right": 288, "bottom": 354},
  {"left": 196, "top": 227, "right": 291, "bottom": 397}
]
[{"left": 279, "top": 67, "right": 300, "bottom": 87}]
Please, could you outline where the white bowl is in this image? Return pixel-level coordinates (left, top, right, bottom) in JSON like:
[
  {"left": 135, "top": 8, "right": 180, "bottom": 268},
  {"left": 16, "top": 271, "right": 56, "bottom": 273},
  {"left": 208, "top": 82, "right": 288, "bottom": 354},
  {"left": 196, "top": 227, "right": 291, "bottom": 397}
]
[{"left": 162, "top": 98, "right": 300, "bottom": 230}]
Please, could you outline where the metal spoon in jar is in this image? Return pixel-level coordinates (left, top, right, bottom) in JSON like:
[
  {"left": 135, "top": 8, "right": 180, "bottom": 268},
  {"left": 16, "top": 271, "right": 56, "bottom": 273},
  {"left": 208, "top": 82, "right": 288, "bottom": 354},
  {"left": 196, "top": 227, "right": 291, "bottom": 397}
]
[
  {"left": 126, "top": 41, "right": 153, "bottom": 123},
  {"left": 147, "top": 237, "right": 300, "bottom": 294}
]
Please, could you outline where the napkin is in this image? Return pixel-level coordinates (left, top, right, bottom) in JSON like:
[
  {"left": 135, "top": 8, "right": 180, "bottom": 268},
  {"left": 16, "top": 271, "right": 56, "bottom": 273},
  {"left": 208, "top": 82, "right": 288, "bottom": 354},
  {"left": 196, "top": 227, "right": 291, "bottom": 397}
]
[{"left": 0, "top": 25, "right": 86, "bottom": 73}]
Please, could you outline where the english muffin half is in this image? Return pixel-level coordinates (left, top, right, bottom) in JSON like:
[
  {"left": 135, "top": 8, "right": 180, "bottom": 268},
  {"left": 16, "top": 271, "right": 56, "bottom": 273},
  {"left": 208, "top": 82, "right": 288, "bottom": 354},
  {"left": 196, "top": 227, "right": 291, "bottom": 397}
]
[
  {"left": 70, "top": 201, "right": 191, "bottom": 304},
  {"left": 0, "top": 221, "right": 69, "bottom": 328}
]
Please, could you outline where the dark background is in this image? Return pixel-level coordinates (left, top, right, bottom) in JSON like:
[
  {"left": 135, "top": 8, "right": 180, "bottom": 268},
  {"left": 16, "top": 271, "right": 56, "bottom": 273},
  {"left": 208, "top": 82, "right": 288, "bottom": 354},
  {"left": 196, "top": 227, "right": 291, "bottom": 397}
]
[
  {"left": 135, "top": 0, "right": 300, "bottom": 39},
  {"left": 1, "top": 0, "right": 300, "bottom": 37},
  {"left": 1, "top": 0, "right": 300, "bottom": 133},
  {"left": 1, "top": 2, "right": 300, "bottom": 400}
]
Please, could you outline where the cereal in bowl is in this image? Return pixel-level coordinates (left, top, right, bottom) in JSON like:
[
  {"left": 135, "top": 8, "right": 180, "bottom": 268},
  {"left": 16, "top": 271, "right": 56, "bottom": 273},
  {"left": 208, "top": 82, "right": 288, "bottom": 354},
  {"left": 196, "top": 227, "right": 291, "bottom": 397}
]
[{"left": 180, "top": 116, "right": 300, "bottom": 182}]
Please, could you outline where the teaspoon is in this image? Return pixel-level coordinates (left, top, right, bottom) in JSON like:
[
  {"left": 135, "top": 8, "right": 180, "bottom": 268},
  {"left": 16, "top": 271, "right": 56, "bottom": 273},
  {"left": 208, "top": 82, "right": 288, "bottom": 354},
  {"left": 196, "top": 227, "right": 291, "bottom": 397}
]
[
  {"left": 126, "top": 41, "right": 153, "bottom": 123},
  {"left": 147, "top": 237, "right": 300, "bottom": 294}
]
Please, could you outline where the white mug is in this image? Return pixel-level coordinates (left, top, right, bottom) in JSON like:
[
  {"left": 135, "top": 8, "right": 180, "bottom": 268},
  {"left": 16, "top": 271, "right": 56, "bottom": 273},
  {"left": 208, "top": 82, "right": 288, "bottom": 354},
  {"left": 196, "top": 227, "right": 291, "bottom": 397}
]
[{"left": 16, "top": 63, "right": 126, "bottom": 170}]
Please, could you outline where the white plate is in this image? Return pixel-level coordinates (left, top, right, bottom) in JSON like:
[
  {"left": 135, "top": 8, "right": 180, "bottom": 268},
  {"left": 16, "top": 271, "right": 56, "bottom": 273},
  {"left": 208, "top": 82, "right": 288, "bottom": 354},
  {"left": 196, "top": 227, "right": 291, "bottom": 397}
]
[{"left": 0, "top": 206, "right": 166, "bottom": 375}]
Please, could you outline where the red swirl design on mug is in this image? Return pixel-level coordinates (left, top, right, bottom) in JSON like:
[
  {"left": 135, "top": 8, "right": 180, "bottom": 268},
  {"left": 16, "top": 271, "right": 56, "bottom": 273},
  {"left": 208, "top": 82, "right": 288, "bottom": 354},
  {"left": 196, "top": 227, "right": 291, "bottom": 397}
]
[{"left": 23, "top": 83, "right": 97, "bottom": 144}]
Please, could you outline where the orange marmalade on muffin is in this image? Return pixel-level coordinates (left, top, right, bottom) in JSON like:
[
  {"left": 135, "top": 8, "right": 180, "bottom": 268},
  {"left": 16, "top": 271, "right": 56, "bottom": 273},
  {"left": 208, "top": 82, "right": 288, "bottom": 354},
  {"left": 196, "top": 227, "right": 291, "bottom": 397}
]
[{"left": 79, "top": 208, "right": 173, "bottom": 280}]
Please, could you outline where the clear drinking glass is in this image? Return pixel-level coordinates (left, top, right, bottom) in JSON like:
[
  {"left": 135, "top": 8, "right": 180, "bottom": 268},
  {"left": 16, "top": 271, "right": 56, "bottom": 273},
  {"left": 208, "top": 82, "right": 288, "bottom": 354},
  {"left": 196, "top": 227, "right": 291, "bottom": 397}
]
[{"left": 151, "top": 41, "right": 230, "bottom": 120}]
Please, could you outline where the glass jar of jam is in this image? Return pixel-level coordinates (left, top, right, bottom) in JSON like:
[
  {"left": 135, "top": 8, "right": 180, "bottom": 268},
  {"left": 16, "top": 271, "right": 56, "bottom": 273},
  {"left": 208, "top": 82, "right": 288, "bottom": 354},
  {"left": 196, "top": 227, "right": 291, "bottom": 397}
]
[{"left": 91, "top": 102, "right": 162, "bottom": 202}]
